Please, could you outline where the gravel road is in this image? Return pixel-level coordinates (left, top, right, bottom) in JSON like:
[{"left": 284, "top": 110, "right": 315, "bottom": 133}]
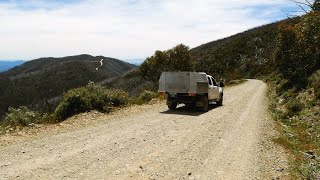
[{"left": 0, "top": 80, "right": 288, "bottom": 179}]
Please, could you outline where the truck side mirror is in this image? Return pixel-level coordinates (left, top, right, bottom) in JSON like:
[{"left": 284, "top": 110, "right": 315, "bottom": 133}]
[{"left": 219, "top": 81, "right": 224, "bottom": 87}]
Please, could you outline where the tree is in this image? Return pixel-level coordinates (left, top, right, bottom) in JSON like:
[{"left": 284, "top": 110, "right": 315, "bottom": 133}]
[
  {"left": 314, "top": 0, "right": 320, "bottom": 11},
  {"left": 275, "top": 12, "right": 320, "bottom": 87},
  {"left": 289, "top": 0, "right": 319, "bottom": 14},
  {"left": 139, "top": 44, "right": 194, "bottom": 82},
  {"left": 167, "top": 44, "right": 193, "bottom": 71}
]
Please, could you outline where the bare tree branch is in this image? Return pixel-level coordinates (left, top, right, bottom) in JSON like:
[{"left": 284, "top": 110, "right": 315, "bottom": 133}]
[
  {"left": 305, "top": 0, "right": 316, "bottom": 10},
  {"left": 305, "top": 0, "right": 313, "bottom": 7},
  {"left": 281, "top": 10, "right": 299, "bottom": 21},
  {"left": 281, "top": 10, "right": 297, "bottom": 17},
  {"left": 298, "top": 3, "right": 309, "bottom": 13},
  {"left": 289, "top": 0, "right": 309, "bottom": 13},
  {"left": 290, "top": 0, "right": 310, "bottom": 6},
  {"left": 283, "top": 0, "right": 318, "bottom": 19}
]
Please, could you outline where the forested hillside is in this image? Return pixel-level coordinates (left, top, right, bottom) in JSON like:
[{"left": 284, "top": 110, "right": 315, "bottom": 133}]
[
  {"left": 137, "top": 18, "right": 298, "bottom": 84},
  {"left": 114, "top": 19, "right": 288, "bottom": 98},
  {"left": 190, "top": 20, "right": 294, "bottom": 80},
  {"left": 268, "top": 11, "right": 320, "bottom": 178},
  {"left": 0, "top": 55, "right": 136, "bottom": 120}
]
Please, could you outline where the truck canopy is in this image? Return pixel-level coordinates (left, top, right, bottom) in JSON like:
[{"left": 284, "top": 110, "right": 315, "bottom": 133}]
[{"left": 159, "top": 72, "right": 209, "bottom": 94}]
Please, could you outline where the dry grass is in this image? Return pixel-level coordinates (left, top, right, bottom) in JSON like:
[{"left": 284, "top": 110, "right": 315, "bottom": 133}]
[{"left": 268, "top": 80, "right": 320, "bottom": 179}]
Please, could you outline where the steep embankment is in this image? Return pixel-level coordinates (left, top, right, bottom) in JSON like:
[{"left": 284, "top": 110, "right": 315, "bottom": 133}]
[
  {"left": 0, "top": 80, "right": 288, "bottom": 179},
  {"left": 0, "top": 55, "right": 137, "bottom": 120},
  {"left": 190, "top": 19, "right": 296, "bottom": 80}
]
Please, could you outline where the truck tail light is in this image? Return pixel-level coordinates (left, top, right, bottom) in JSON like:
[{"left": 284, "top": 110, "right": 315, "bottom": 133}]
[{"left": 189, "top": 93, "right": 197, "bottom": 97}]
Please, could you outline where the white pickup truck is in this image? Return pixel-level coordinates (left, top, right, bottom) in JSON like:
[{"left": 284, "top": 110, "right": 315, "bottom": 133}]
[{"left": 159, "top": 72, "right": 224, "bottom": 111}]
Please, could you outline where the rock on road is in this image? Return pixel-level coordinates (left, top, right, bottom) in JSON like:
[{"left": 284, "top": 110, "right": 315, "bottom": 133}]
[{"left": 0, "top": 80, "right": 288, "bottom": 179}]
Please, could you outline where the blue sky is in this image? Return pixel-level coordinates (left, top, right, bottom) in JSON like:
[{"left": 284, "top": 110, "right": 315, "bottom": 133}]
[{"left": 0, "top": 0, "right": 308, "bottom": 63}]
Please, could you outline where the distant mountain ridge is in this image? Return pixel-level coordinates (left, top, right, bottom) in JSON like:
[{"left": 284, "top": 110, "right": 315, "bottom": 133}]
[
  {"left": 125, "top": 58, "right": 145, "bottom": 65},
  {"left": 0, "top": 60, "right": 24, "bottom": 72},
  {"left": 0, "top": 54, "right": 137, "bottom": 120}
]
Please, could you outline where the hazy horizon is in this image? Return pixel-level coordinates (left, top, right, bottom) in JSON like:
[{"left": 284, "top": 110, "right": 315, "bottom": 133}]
[{"left": 0, "top": 57, "right": 144, "bottom": 65}]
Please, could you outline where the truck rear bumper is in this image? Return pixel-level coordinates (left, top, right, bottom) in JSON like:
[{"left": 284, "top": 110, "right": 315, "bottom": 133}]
[{"left": 167, "top": 94, "right": 205, "bottom": 107}]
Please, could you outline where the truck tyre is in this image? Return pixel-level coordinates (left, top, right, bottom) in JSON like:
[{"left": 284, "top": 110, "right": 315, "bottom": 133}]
[
  {"left": 168, "top": 101, "right": 177, "bottom": 110},
  {"left": 202, "top": 95, "right": 209, "bottom": 112},
  {"left": 217, "top": 94, "right": 223, "bottom": 106}
]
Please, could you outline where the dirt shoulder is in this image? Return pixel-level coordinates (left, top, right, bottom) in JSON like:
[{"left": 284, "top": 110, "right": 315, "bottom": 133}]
[{"left": 0, "top": 80, "right": 288, "bottom": 179}]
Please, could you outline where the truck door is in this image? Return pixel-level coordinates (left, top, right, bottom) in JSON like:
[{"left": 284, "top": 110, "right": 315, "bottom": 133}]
[
  {"left": 207, "top": 76, "right": 215, "bottom": 100},
  {"left": 210, "top": 77, "right": 220, "bottom": 100}
]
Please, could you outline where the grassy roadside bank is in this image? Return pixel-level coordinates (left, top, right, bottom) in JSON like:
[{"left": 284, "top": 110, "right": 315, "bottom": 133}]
[{"left": 266, "top": 75, "right": 320, "bottom": 179}]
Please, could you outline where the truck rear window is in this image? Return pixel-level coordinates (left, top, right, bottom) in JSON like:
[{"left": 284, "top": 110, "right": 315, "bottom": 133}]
[{"left": 207, "top": 77, "right": 212, "bottom": 85}]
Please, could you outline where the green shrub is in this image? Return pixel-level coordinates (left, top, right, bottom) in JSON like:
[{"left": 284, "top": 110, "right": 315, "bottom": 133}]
[
  {"left": 130, "top": 98, "right": 145, "bottom": 105},
  {"left": 286, "top": 99, "right": 303, "bottom": 117},
  {"left": 139, "top": 90, "right": 157, "bottom": 102},
  {"left": 40, "top": 113, "right": 57, "bottom": 124},
  {"left": 4, "top": 106, "right": 42, "bottom": 126},
  {"left": 54, "top": 83, "right": 128, "bottom": 120},
  {"left": 309, "top": 70, "right": 320, "bottom": 99},
  {"left": 107, "top": 89, "right": 129, "bottom": 107},
  {"left": 276, "top": 79, "right": 292, "bottom": 95},
  {"left": 54, "top": 88, "right": 92, "bottom": 120},
  {"left": 275, "top": 13, "right": 320, "bottom": 87}
]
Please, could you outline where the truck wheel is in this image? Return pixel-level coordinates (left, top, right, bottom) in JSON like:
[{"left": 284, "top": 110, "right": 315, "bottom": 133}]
[
  {"left": 202, "top": 96, "right": 209, "bottom": 112},
  {"left": 217, "top": 94, "right": 223, "bottom": 106},
  {"left": 168, "top": 101, "right": 177, "bottom": 110}
]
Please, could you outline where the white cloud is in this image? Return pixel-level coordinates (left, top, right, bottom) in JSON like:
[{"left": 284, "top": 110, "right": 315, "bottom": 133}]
[{"left": 0, "top": 0, "right": 301, "bottom": 61}]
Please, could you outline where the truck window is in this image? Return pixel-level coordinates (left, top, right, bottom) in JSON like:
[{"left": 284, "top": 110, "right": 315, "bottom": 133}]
[
  {"left": 207, "top": 77, "right": 213, "bottom": 86},
  {"left": 211, "top": 78, "right": 217, "bottom": 86}
]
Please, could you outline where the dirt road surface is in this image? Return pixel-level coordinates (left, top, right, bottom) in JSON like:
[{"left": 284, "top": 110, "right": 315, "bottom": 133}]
[{"left": 0, "top": 80, "right": 288, "bottom": 179}]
